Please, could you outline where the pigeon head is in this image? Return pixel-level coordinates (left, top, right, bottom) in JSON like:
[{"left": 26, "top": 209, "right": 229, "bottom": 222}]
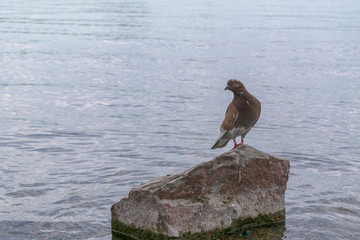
[{"left": 225, "top": 79, "right": 247, "bottom": 97}]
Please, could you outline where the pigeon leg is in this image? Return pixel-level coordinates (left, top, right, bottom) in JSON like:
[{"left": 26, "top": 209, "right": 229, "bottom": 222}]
[{"left": 232, "top": 138, "right": 243, "bottom": 149}]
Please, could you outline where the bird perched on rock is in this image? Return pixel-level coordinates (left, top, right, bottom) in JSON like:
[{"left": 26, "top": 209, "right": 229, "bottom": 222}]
[{"left": 211, "top": 79, "right": 261, "bottom": 149}]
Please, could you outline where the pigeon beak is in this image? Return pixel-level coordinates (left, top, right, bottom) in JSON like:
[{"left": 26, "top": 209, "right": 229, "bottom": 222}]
[{"left": 224, "top": 86, "right": 230, "bottom": 91}]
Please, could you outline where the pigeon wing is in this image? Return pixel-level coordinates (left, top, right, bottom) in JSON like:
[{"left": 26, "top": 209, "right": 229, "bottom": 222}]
[{"left": 211, "top": 102, "right": 239, "bottom": 149}]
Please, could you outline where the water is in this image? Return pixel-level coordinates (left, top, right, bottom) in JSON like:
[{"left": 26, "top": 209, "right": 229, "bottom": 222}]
[{"left": 1, "top": 0, "right": 359, "bottom": 239}]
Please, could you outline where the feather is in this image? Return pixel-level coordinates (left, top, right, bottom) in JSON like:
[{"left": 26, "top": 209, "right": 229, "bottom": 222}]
[{"left": 211, "top": 129, "right": 230, "bottom": 149}]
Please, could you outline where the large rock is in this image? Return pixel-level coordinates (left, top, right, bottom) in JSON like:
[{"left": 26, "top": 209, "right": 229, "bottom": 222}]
[{"left": 111, "top": 145, "right": 290, "bottom": 239}]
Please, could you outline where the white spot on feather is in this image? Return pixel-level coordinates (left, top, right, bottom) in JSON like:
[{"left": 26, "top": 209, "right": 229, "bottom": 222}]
[{"left": 228, "top": 127, "right": 247, "bottom": 138}]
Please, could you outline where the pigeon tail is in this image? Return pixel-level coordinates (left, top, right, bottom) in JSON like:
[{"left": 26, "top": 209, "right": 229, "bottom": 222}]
[{"left": 211, "top": 129, "right": 230, "bottom": 149}]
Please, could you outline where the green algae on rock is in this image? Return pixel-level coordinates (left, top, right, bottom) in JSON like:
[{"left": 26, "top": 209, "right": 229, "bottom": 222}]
[{"left": 112, "top": 211, "right": 285, "bottom": 240}]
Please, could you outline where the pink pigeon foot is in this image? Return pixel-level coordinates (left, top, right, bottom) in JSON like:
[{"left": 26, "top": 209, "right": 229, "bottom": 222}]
[{"left": 232, "top": 138, "right": 244, "bottom": 149}]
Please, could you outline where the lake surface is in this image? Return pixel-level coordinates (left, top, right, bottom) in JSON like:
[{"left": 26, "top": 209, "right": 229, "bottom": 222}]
[{"left": 1, "top": 0, "right": 359, "bottom": 239}]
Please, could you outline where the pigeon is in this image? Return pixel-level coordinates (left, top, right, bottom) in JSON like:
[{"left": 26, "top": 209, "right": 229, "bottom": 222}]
[{"left": 211, "top": 79, "right": 261, "bottom": 149}]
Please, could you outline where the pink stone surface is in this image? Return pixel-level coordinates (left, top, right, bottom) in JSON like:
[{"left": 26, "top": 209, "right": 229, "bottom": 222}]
[{"left": 111, "top": 145, "right": 290, "bottom": 237}]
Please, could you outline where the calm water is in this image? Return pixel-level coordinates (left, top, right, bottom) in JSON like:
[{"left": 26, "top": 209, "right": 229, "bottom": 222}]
[{"left": 1, "top": 0, "right": 360, "bottom": 239}]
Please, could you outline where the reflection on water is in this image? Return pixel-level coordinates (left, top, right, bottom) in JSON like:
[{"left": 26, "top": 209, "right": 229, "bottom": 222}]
[{"left": 1, "top": 0, "right": 360, "bottom": 239}]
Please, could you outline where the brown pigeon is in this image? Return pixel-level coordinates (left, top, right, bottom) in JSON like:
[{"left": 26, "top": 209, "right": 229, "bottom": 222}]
[{"left": 211, "top": 79, "right": 261, "bottom": 149}]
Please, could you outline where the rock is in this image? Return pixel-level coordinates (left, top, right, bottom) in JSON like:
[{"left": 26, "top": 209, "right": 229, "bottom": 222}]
[{"left": 111, "top": 145, "right": 290, "bottom": 239}]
